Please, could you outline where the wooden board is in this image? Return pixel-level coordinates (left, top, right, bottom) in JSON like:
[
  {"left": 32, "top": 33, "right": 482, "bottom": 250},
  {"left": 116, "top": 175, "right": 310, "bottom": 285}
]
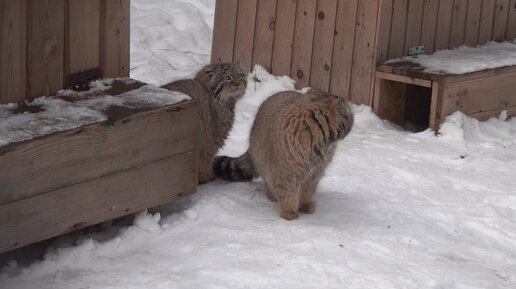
[
  {"left": 210, "top": 0, "right": 238, "bottom": 63},
  {"left": 27, "top": 0, "right": 65, "bottom": 99},
  {"left": 233, "top": 0, "right": 258, "bottom": 71},
  {"left": 309, "top": 0, "right": 338, "bottom": 91},
  {"left": 420, "top": 0, "right": 440, "bottom": 54},
  {"left": 508, "top": 0, "right": 516, "bottom": 39},
  {"left": 388, "top": 0, "right": 408, "bottom": 58},
  {"left": 290, "top": 0, "right": 317, "bottom": 87},
  {"left": 478, "top": 0, "right": 496, "bottom": 44},
  {"left": 449, "top": 0, "right": 469, "bottom": 48},
  {"left": 434, "top": 0, "right": 454, "bottom": 51},
  {"left": 0, "top": 0, "right": 27, "bottom": 104},
  {"left": 0, "top": 100, "right": 197, "bottom": 205},
  {"left": 465, "top": 0, "right": 483, "bottom": 46},
  {"left": 100, "top": 0, "right": 130, "bottom": 78},
  {"left": 0, "top": 151, "right": 197, "bottom": 253},
  {"left": 270, "top": 0, "right": 297, "bottom": 76},
  {"left": 330, "top": 0, "right": 359, "bottom": 98},
  {"left": 404, "top": 0, "right": 424, "bottom": 54},
  {"left": 373, "top": 78, "right": 406, "bottom": 126},
  {"left": 251, "top": 0, "right": 277, "bottom": 71},
  {"left": 66, "top": 0, "right": 100, "bottom": 79},
  {"left": 376, "top": 0, "right": 393, "bottom": 63},
  {"left": 493, "top": 0, "right": 510, "bottom": 41}
]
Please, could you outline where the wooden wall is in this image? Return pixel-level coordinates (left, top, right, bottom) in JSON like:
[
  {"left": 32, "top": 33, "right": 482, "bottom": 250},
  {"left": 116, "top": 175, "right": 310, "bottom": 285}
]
[
  {"left": 0, "top": 0, "right": 130, "bottom": 105},
  {"left": 377, "top": 0, "right": 516, "bottom": 63},
  {"left": 211, "top": 0, "right": 381, "bottom": 105}
]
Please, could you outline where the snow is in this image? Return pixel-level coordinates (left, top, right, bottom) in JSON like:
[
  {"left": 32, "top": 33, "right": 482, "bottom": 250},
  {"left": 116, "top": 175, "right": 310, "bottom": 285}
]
[
  {"left": 387, "top": 40, "right": 516, "bottom": 74},
  {"left": 0, "top": 79, "right": 189, "bottom": 147},
  {"left": 2, "top": 1, "right": 516, "bottom": 288}
]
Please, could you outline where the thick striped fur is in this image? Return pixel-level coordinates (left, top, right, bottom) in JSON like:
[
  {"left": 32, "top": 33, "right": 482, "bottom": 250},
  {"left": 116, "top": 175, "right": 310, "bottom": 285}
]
[
  {"left": 214, "top": 89, "right": 354, "bottom": 220},
  {"left": 162, "top": 63, "right": 247, "bottom": 184}
]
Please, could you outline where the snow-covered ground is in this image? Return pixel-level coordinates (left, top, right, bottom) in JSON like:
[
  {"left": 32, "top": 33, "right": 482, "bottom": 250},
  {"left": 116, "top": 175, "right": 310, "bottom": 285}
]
[{"left": 1, "top": 1, "right": 516, "bottom": 288}]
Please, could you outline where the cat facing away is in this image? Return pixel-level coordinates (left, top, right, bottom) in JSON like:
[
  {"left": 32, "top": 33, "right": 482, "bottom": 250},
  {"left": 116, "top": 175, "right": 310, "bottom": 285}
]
[
  {"left": 214, "top": 89, "right": 354, "bottom": 220},
  {"left": 162, "top": 63, "right": 247, "bottom": 184}
]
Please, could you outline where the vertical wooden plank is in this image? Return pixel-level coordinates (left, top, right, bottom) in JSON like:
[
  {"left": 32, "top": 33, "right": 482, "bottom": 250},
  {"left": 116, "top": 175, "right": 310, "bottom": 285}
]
[
  {"left": 27, "top": 0, "right": 64, "bottom": 99},
  {"left": 271, "top": 0, "right": 297, "bottom": 76},
  {"left": 330, "top": 0, "right": 358, "bottom": 98},
  {"left": 465, "top": 0, "right": 482, "bottom": 46},
  {"left": 434, "top": 0, "right": 454, "bottom": 50},
  {"left": 376, "top": 0, "right": 393, "bottom": 63},
  {"left": 210, "top": 0, "right": 238, "bottom": 63},
  {"left": 420, "top": 0, "right": 440, "bottom": 54},
  {"left": 233, "top": 0, "right": 258, "bottom": 71},
  {"left": 493, "top": 0, "right": 510, "bottom": 41},
  {"left": 478, "top": 0, "right": 496, "bottom": 44},
  {"left": 251, "top": 0, "right": 278, "bottom": 71},
  {"left": 0, "top": 0, "right": 27, "bottom": 104},
  {"left": 310, "top": 0, "right": 338, "bottom": 91},
  {"left": 290, "top": 0, "right": 318, "bottom": 87},
  {"left": 507, "top": 0, "right": 516, "bottom": 39},
  {"left": 350, "top": 0, "right": 380, "bottom": 105},
  {"left": 66, "top": 0, "right": 100, "bottom": 82},
  {"left": 100, "top": 0, "right": 130, "bottom": 78},
  {"left": 449, "top": 0, "right": 469, "bottom": 48},
  {"left": 404, "top": 0, "right": 424, "bottom": 54},
  {"left": 388, "top": 0, "right": 408, "bottom": 58}
]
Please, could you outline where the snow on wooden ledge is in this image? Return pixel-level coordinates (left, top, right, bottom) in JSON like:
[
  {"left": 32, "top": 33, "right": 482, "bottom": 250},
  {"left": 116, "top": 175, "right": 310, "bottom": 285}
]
[
  {"left": 0, "top": 78, "right": 191, "bottom": 147},
  {"left": 386, "top": 40, "right": 516, "bottom": 75}
]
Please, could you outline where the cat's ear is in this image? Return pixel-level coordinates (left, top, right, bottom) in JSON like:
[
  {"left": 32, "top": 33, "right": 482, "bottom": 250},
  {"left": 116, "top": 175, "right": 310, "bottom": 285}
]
[{"left": 204, "top": 64, "right": 219, "bottom": 80}]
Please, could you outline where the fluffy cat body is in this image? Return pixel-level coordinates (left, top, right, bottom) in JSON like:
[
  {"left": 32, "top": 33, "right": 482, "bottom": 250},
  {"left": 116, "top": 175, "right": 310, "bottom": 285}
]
[
  {"left": 162, "top": 63, "right": 247, "bottom": 184},
  {"left": 214, "top": 89, "right": 354, "bottom": 220}
]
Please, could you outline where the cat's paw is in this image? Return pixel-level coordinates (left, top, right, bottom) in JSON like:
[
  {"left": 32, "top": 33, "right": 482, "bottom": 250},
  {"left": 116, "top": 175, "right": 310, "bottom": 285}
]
[
  {"left": 280, "top": 210, "right": 298, "bottom": 221},
  {"left": 299, "top": 202, "right": 315, "bottom": 214}
]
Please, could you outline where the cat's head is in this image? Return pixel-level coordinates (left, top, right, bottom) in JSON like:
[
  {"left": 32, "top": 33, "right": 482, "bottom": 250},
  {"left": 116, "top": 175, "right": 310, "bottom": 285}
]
[{"left": 197, "top": 63, "right": 248, "bottom": 101}]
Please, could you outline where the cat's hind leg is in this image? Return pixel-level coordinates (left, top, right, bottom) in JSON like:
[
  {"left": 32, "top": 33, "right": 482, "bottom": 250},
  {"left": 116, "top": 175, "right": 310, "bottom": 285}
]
[
  {"left": 299, "top": 175, "right": 323, "bottom": 214},
  {"left": 273, "top": 184, "right": 300, "bottom": 220}
]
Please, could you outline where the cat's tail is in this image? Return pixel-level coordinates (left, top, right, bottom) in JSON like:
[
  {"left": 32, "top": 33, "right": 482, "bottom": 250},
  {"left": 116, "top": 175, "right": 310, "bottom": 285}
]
[{"left": 213, "top": 151, "right": 255, "bottom": 182}]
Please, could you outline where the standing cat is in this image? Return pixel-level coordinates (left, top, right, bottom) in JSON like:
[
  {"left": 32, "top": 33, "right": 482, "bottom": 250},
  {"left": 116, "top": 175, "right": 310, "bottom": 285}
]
[
  {"left": 162, "top": 63, "right": 247, "bottom": 184},
  {"left": 213, "top": 89, "right": 354, "bottom": 220}
]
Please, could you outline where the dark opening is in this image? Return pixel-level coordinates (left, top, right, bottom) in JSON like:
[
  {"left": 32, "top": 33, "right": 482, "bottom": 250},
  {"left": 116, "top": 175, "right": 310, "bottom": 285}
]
[{"left": 403, "top": 84, "right": 432, "bottom": 132}]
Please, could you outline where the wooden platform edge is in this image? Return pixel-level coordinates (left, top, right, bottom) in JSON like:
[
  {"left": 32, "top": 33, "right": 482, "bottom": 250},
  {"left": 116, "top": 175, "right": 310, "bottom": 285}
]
[{"left": 0, "top": 151, "right": 197, "bottom": 253}]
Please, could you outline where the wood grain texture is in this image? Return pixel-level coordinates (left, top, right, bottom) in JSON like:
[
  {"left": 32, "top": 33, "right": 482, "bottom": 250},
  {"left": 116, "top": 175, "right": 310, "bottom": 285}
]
[
  {"left": 465, "top": 0, "right": 482, "bottom": 46},
  {"left": 100, "top": 0, "right": 130, "bottom": 78},
  {"left": 493, "top": 0, "right": 510, "bottom": 41},
  {"left": 330, "top": 0, "right": 358, "bottom": 98},
  {"left": 449, "top": 0, "right": 469, "bottom": 48},
  {"left": 252, "top": 0, "right": 278, "bottom": 71},
  {"left": 404, "top": 0, "right": 424, "bottom": 54},
  {"left": 508, "top": 0, "right": 516, "bottom": 39},
  {"left": 349, "top": 0, "right": 379, "bottom": 105},
  {"left": 434, "top": 0, "right": 454, "bottom": 51},
  {"left": 0, "top": 100, "right": 197, "bottom": 205},
  {"left": 388, "top": 0, "right": 408, "bottom": 58},
  {"left": 478, "top": 0, "right": 496, "bottom": 43},
  {"left": 271, "top": 0, "right": 297, "bottom": 76},
  {"left": 0, "top": 151, "right": 197, "bottom": 253},
  {"left": 66, "top": 0, "right": 100, "bottom": 76},
  {"left": 0, "top": 0, "right": 27, "bottom": 104},
  {"left": 376, "top": 0, "right": 393, "bottom": 63},
  {"left": 233, "top": 0, "right": 258, "bottom": 71},
  {"left": 420, "top": 0, "right": 440, "bottom": 54},
  {"left": 309, "top": 0, "right": 338, "bottom": 91},
  {"left": 27, "top": 0, "right": 65, "bottom": 99},
  {"left": 290, "top": 0, "right": 318, "bottom": 87},
  {"left": 373, "top": 78, "right": 407, "bottom": 126},
  {"left": 211, "top": 0, "right": 238, "bottom": 63}
]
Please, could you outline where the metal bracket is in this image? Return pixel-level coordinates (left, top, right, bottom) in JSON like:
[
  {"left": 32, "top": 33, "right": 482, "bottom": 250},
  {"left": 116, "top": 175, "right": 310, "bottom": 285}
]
[{"left": 408, "top": 45, "right": 425, "bottom": 57}]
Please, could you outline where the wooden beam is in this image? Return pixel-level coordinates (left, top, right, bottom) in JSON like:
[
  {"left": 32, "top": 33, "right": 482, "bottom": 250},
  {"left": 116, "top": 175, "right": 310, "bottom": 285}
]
[{"left": 100, "top": 0, "right": 130, "bottom": 78}]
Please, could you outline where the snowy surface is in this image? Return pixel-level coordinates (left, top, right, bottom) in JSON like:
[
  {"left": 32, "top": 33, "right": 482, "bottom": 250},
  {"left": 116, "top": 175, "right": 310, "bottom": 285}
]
[
  {"left": 0, "top": 79, "right": 189, "bottom": 147},
  {"left": 388, "top": 40, "right": 516, "bottom": 74},
  {"left": 2, "top": 1, "right": 516, "bottom": 288}
]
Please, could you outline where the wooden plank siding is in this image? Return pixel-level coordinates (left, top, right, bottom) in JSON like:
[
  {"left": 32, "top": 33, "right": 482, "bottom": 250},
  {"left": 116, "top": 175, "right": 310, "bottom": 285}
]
[
  {"left": 211, "top": 0, "right": 515, "bottom": 105},
  {"left": 0, "top": 0, "right": 131, "bottom": 105}
]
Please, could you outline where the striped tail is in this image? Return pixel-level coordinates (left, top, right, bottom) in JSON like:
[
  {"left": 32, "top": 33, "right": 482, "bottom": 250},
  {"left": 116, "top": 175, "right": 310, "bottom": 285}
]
[{"left": 213, "top": 152, "right": 255, "bottom": 182}]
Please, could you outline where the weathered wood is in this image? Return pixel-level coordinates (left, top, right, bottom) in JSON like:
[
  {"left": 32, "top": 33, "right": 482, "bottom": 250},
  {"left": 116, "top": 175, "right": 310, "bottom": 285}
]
[
  {"left": 252, "top": 0, "right": 278, "bottom": 71},
  {"left": 420, "top": 0, "right": 440, "bottom": 54},
  {"left": 449, "top": 0, "right": 469, "bottom": 48},
  {"left": 0, "top": 100, "right": 197, "bottom": 205},
  {"left": 429, "top": 81, "right": 443, "bottom": 131},
  {"left": 388, "top": 0, "right": 408, "bottom": 58},
  {"left": 271, "top": 0, "right": 297, "bottom": 76},
  {"left": 0, "top": 151, "right": 197, "bottom": 253},
  {"left": 233, "top": 0, "right": 258, "bottom": 71},
  {"left": 373, "top": 77, "right": 406, "bottom": 126},
  {"left": 468, "top": 105, "right": 516, "bottom": 121},
  {"left": 508, "top": 0, "right": 516, "bottom": 39},
  {"left": 478, "top": 0, "right": 496, "bottom": 44},
  {"left": 349, "top": 0, "right": 379, "bottom": 105},
  {"left": 376, "top": 71, "right": 432, "bottom": 88},
  {"left": 376, "top": 0, "right": 393, "bottom": 63},
  {"left": 434, "top": 0, "right": 454, "bottom": 51},
  {"left": 404, "top": 0, "right": 424, "bottom": 55},
  {"left": 0, "top": 0, "right": 27, "bottom": 104},
  {"left": 290, "top": 0, "right": 317, "bottom": 87},
  {"left": 493, "top": 0, "right": 510, "bottom": 41},
  {"left": 465, "top": 0, "right": 483, "bottom": 46},
  {"left": 310, "top": 0, "right": 338, "bottom": 91},
  {"left": 66, "top": 0, "right": 100, "bottom": 79},
  {"left": 100, "top": 0, "right": 130, "bottom": 78},
  {"left": 210, "top": 0, "right": 238, "bottom": 63},
  {"left": 330, "top": 0, "right": 359, "bottom": 98},
  {"left": 27, "top": 0, "right": 65, "bottom": 99}
]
